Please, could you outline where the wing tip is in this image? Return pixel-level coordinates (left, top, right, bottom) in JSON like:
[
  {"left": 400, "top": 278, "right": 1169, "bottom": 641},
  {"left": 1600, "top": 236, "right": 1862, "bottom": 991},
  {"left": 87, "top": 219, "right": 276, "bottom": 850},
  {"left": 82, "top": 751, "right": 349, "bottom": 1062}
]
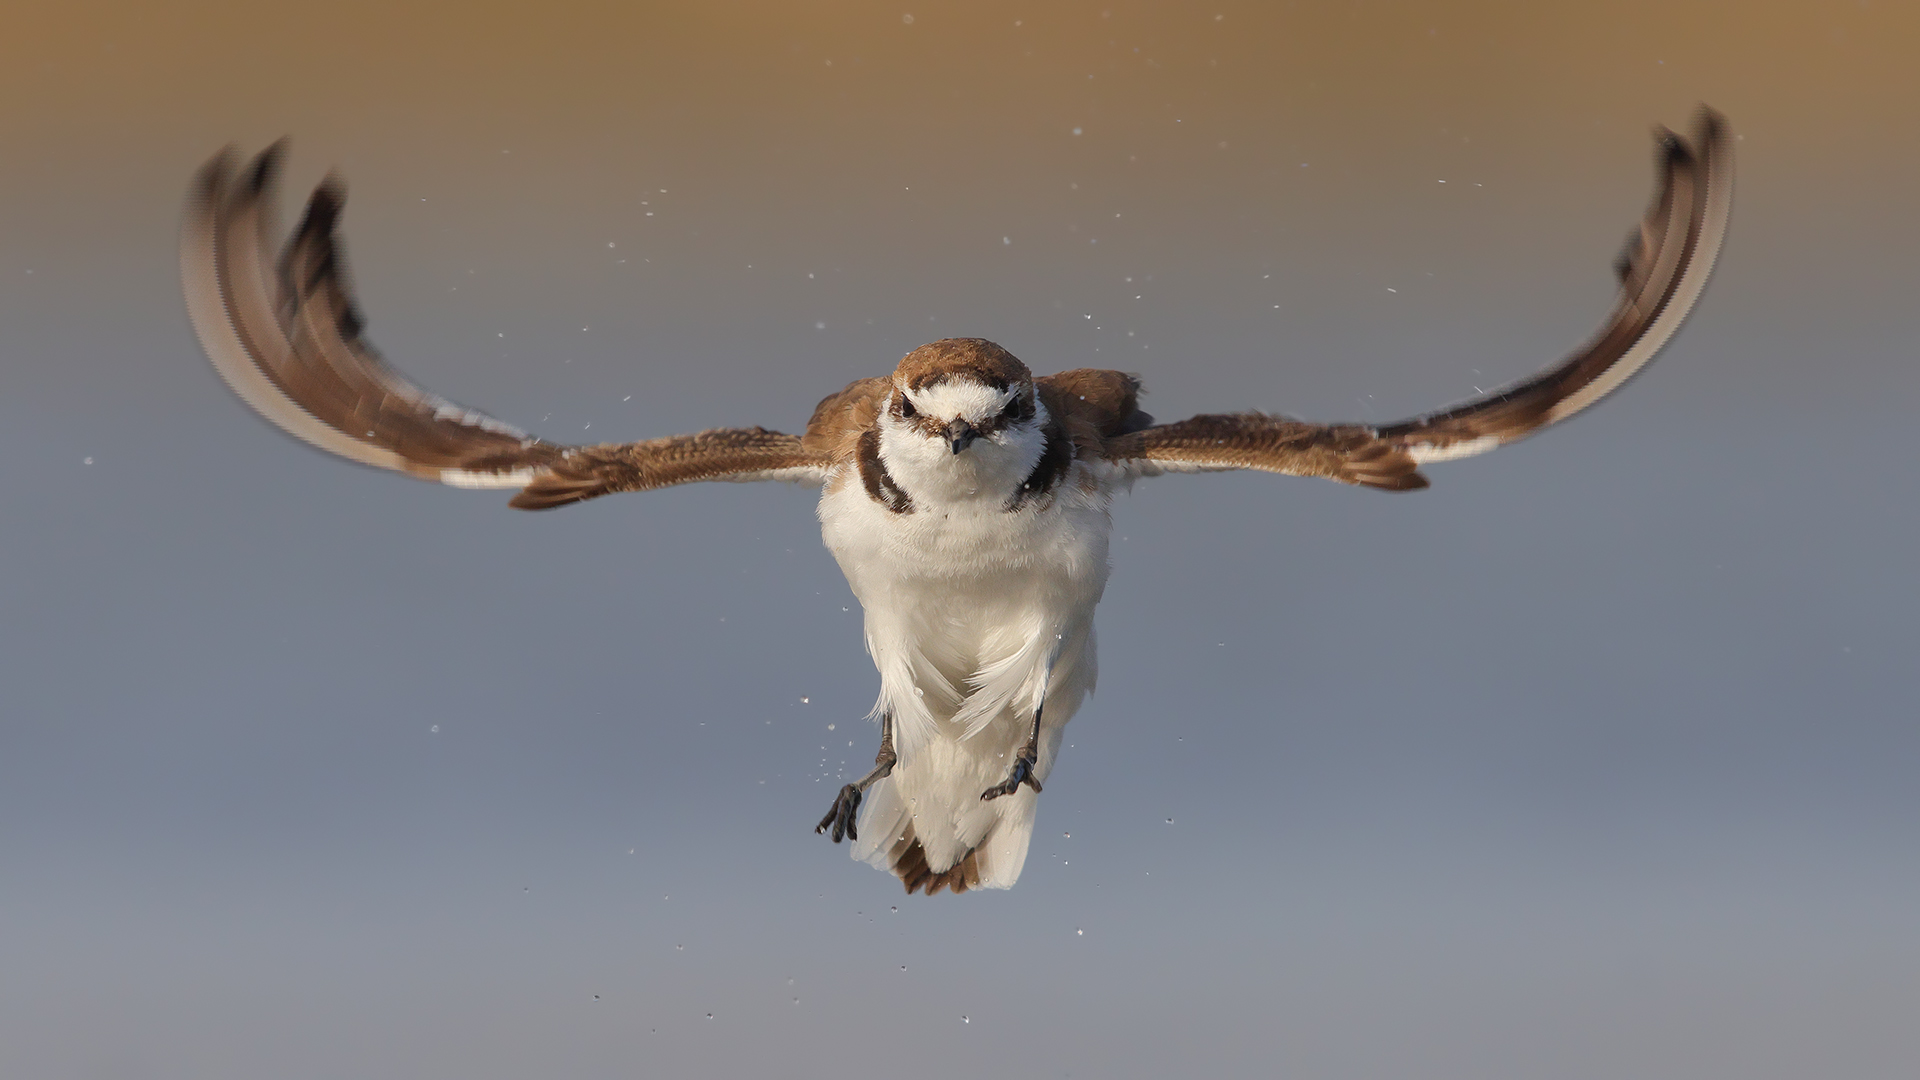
[
  {"left": 283, "top": 170, "right": 371, "bottom": 342},
  {"left": 189, "top": 145, "right": 239, "bottom": 204},
  {"left": 1655, "top": 104, "right": 1728, "bottom": 169},
  {"left": 242, "top": 140, "right": 288, "bottom": 200},
  {"left": 1691, "top": 103, "right": 1735, "bottom": 239},
  {"left": 1692, "top": 104, "right": 1729, "bottom": 151}
]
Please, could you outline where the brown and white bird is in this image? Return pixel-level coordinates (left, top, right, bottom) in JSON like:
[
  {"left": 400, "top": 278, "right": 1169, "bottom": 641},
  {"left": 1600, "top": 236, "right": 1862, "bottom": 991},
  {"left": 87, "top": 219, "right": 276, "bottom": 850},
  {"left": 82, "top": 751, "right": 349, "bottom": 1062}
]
[{"left": 180, "top": 110, "right": 1731, "bottom": 895}]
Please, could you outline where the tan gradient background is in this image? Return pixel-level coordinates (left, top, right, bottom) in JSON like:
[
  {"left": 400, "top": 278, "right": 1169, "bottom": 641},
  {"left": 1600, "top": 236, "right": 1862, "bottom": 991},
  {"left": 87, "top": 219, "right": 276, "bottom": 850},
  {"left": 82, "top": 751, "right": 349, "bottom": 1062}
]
[{"left": 4, "top": 3, "right": 1919, "bottom": 1078}]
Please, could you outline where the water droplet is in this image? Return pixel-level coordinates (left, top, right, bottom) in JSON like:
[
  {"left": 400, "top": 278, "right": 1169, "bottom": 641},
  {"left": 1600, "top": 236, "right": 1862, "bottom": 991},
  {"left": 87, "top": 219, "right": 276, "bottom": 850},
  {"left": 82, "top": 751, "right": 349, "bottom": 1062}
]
[
  {"left": 430, "top": 724, "right": 439, "bottom": 733},
  {"left": 961, "top": 1015, "right": 970, "bottom": 1023},
  {"left": 593, "top": 994, "right": 600, "bottom": 1000},
  {"left": 800, "top": 697, "right": 810, "bottom": 704},
  {"left": 1076, "top": 929, "right": 1083, "bottom": 935},
  {"left": 82, "top": 457, "right": 93, "bottom": 465},
  {"left": 901, "top": 13, "right": 914, "bottom": 24},
  {"left": 827, "top": 723, "right": 836, "bottom": 731},
  {"left": 900, "top": 965, "right": 907, "bottom": 971},
  {"left": 676, "top": 944, "right": 684, "bottom": 950},
  {"left": 706, "top": 1012, "right": 714, "bottom": 1020},
  {"left": 1165, "top": 818, "right": 1175, "bottom": 824},
  {"left": 890, "top": 906, "right": 898, "bottom": 912}
]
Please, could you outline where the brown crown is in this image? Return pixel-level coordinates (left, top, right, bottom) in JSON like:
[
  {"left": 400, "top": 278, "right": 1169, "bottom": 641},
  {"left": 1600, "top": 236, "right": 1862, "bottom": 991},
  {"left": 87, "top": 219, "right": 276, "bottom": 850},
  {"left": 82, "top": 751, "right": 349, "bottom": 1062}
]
[{"left": 892, "top": 338, "right": 1032, "bottom": 392}]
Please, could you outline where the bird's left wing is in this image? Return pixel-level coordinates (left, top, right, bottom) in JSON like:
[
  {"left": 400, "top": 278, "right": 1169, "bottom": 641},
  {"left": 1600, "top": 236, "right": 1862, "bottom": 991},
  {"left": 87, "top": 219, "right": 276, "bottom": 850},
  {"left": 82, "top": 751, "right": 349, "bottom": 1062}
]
[
  {"left": 181, "top": 144, "right": 830, "bottom": 511},
  {"left": 1100, "top": 107, "right": 1733, "bottom": 492}
]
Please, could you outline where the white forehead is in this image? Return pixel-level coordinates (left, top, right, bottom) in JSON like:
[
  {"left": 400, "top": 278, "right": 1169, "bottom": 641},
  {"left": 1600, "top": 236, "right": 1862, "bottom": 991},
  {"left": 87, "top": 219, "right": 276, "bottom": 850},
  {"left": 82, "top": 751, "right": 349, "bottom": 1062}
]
[{"left": 904, "top": 379, "right": 1015, "bottom": 422}]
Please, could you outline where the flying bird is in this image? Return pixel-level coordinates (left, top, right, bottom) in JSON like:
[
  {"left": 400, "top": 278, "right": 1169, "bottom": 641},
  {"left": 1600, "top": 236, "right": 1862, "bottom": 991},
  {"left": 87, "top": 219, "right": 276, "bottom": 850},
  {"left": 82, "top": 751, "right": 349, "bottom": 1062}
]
[{"left": 180, "top": 109, "right": 1731, "bottom": 895}]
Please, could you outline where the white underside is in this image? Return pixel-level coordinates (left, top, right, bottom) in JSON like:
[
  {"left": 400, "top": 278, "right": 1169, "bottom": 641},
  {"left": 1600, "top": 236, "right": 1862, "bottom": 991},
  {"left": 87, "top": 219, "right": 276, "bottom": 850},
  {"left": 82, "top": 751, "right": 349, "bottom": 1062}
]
[{"left": 818, "top": 411, "right": 1111, "bottom": 889}]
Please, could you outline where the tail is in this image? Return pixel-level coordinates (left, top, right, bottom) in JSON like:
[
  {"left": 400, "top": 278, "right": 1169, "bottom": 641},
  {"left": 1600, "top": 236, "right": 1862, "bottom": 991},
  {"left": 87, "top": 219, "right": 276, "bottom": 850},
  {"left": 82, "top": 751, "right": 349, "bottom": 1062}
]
[{"left": 851, "top": 726, "right": 1057, "bottom": 895}]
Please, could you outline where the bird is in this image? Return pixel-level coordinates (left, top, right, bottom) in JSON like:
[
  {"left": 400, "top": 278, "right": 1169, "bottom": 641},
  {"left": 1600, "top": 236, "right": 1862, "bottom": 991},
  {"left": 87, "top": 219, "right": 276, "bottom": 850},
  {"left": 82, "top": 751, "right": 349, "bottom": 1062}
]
[{"left": 180, "top": 109, "right": 1731, "bottom": 896}]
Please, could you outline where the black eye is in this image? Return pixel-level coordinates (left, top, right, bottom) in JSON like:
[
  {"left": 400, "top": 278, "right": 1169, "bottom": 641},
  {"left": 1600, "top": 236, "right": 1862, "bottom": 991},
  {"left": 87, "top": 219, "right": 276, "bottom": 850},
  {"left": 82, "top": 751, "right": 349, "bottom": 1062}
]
[
  {"left": 1004, "top": 396, "right": 1030, "bottom": 420},
  {"left": 898, "top": 395, "right": 917, "bottom": 419}
]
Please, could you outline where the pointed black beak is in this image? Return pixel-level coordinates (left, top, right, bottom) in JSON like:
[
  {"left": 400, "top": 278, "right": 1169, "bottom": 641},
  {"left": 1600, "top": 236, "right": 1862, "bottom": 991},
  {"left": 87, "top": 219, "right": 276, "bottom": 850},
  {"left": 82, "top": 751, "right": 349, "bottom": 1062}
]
[{"left": 945, "top": 419, "right": 979, "bottom": 455}]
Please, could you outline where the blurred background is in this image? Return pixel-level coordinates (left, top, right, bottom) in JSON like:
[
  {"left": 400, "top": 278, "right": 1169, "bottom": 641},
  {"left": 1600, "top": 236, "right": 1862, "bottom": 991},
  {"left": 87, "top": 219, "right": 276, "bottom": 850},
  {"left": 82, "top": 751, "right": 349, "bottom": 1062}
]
[{"left": 3, "top": 1, "right": 1917, "bottom": 1076}]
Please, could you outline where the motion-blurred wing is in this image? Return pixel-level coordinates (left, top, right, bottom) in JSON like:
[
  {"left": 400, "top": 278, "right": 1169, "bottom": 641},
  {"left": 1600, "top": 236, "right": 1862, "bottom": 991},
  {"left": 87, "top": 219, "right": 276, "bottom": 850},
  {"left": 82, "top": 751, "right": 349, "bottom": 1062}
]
[
  {"left": 180, "top": 144, "right": 828, "bottom": 510},
  {"left": 1102, "top": 107, "right": 1733, "bottom": 492}
]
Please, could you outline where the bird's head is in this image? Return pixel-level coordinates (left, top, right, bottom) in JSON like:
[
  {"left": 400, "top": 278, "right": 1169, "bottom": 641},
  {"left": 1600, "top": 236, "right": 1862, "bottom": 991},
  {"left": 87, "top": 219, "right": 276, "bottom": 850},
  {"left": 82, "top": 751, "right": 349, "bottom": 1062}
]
[{"left": 878, "top": 338, "right": 1048, "bottom": 500}]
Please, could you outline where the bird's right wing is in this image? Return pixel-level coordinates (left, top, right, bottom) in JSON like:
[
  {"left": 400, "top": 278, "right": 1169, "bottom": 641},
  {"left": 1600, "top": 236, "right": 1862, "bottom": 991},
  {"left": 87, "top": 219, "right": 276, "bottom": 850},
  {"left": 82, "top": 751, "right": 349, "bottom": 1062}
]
[
  {"left": 181, "top": 144, "right": 830, "bottom": 511},
  {"left": 1100, "top": 107, "right": 1733, "bottom": 491}
]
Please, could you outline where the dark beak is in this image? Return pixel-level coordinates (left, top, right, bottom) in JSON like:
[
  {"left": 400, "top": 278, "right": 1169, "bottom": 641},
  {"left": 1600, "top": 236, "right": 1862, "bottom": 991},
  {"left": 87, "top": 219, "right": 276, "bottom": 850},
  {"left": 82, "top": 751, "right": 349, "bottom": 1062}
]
[{"left": 945, "top": 419, "right": 979, "bottom": 455}]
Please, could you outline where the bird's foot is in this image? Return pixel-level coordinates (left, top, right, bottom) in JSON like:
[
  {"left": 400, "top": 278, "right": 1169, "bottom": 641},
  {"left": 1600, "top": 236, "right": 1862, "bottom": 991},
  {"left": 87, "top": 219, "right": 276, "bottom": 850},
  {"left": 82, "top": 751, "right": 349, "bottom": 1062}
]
[
  {"left": 815, "top": 784, "right": 862, "bottom": 843},
  {"left": 980, "top": 754, "right": 1042, "bottom": 801}
]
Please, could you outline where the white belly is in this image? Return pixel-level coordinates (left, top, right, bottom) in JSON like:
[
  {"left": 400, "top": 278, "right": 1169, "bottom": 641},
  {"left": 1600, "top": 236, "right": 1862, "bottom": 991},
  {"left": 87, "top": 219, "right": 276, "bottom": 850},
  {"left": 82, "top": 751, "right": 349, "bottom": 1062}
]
[{"left": 818, "top": 462, "right": 1113, "bottom": 752}]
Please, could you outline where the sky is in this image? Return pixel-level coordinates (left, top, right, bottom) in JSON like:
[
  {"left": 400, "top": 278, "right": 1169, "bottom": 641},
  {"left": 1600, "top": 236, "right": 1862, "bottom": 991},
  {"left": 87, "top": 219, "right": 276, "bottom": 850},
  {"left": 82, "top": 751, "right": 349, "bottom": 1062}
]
[{"left": 3, "top": 1, "right": 1918, "bottom": 1077}]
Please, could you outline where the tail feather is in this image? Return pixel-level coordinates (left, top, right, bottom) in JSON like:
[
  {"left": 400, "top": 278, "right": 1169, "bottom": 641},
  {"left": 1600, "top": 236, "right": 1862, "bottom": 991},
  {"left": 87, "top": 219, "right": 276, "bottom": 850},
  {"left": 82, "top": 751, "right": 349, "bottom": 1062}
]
[
  {"left": 851, "top": 739, "right": 1040, "bottom": 894},
  {"left": 887, "top": 833, "right": 984, "bottom": 895}
]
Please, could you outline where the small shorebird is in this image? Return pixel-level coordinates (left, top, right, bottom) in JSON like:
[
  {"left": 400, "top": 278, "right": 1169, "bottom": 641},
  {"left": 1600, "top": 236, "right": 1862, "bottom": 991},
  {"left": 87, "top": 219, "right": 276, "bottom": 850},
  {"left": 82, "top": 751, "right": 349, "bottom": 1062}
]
[{"left": 180, "top": 110, "right": 1730, "bottom": 895}]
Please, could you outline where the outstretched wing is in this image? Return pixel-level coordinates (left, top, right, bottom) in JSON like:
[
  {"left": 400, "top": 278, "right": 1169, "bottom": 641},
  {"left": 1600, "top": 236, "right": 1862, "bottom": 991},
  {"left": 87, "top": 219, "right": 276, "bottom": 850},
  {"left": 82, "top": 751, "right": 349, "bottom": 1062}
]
[
  {"left": 180, "top": 144, "right": 830, "bottom": 511},
  {"left": 1102, "top": 107, "right": 1733, "bottom": 492}
]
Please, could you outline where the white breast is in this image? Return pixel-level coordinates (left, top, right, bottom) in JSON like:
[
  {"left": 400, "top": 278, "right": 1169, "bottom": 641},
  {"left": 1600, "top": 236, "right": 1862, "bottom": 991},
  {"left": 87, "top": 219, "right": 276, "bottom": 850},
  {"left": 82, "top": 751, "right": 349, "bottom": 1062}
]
[{"left": 817, "top": 457, "right": 1114, "bottom": 751}]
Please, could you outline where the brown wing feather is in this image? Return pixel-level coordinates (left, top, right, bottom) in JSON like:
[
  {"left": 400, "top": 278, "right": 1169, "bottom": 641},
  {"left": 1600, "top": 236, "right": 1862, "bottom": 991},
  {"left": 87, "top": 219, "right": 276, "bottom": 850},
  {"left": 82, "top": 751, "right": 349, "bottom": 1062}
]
[
  {"left": 1103, "top": 107, "right": 1733, "bottom": 491},
  {"left": 1036, "top": 368, "right": 1153, "bottom": 463},
  {"left": 1107, "top": 414, "right": 1430, "bottom": 490},
  {"left": 1036, "top": 369, "right": 1154, "bottom": 437},
  {"left": 181, "top": 144, "right": 829, "bottom": 510},
  {"left": 508, "top": 429, "right": 822, "bottom": 509},
  {"left": 801, "top": 376, "right": 890, "bottom": 458}
]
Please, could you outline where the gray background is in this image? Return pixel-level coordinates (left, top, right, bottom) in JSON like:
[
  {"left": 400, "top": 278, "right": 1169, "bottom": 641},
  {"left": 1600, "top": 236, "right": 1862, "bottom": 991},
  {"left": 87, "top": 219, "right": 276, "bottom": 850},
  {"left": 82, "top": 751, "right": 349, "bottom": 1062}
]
[{"left": 3, "top": 1, "right": 1917, "bottom": 1076}]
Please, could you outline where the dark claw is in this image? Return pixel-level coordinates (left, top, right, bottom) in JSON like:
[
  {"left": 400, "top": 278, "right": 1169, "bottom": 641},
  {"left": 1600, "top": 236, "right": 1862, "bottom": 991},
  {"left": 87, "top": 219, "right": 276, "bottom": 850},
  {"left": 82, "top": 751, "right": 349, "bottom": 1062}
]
[
  {"left": 815, "top": 784, "right": 862, "bottom": 843},
  {"left": 980, "top": 755, "right": 1042, "bottom": 801}
]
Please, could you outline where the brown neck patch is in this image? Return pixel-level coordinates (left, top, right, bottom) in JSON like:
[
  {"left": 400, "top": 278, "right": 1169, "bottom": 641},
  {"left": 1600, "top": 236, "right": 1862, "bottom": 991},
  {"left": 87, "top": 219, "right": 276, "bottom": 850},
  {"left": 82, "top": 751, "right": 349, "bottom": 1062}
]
[
  {"left": 1006, "top": 418, "right": 1075, "bottom": 511},
  {"left": 856, "top": 427, "right": 913, "bottom": 514}
]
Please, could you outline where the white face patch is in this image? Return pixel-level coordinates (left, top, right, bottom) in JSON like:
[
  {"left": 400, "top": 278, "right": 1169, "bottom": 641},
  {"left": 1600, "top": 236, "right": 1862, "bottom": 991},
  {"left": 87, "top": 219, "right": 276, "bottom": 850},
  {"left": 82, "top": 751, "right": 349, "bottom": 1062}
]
[{"left": 906, "top": 380, "right": 1015, "bottom": 424}]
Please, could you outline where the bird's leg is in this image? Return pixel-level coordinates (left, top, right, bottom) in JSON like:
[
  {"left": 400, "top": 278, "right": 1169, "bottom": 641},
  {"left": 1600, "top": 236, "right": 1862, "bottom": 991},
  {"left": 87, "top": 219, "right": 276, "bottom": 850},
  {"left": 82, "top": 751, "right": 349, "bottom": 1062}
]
[
  {"left": 815, "top": 711, "right": 897, "bottom": 843},
  {"left": 980, "top": 702, "right": 1044, "bottom": 801},
  {"left": 982, "top": 641, "right": 1062, "bottom": 802}
]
